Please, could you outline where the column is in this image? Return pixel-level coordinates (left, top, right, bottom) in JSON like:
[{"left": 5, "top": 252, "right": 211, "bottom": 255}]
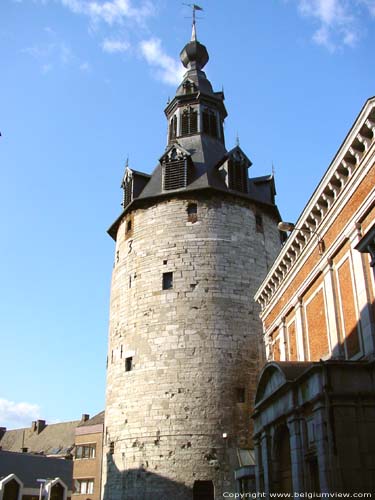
[{"left": 287, "top": 414, "right": 305, "bottom": 493}]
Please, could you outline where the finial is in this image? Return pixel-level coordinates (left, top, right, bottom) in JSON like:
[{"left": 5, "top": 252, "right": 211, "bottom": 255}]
[
  {"left": 183, "top": 3, "right": 203, "bottom": 41},
  {"left": 125, "top": 156, "right": 129, "bottom": 169},
  {"left": 236, "top": 132, "right": 240, "bottom": 147},
  {"left": 272, "top": 162, "right": 275, "bottom": 177}
]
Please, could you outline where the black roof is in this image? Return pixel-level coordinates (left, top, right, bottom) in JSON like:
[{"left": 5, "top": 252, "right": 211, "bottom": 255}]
[{"left": 0, "top": 450, "right": 73, "bottom": 489}]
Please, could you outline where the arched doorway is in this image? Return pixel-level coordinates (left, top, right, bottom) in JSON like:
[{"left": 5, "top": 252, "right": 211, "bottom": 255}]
[
  {"left": 193, "top": 480, "right": 214, "bottom": 500},
  {"left": 273, "top": 424, "right": 293, "bottom": 493}
]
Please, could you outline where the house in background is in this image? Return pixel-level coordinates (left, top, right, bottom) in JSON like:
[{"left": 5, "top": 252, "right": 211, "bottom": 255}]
[
  {"left": 0, "top": 416, "right": 90, "bottom": 458},
  {"left": 0, "top": 414, "right": 101, "bottom": 500},
  {"left": 0, "top": 450, "right": 72, "bottom": 500},
  {"left": 72, "top": 412, "right": 104, "bottom": 500},
  {"left": 253, "top": 97, "right": 375, "bottom": 495}
]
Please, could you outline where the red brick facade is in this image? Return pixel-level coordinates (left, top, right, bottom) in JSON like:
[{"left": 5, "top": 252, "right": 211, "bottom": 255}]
[{"left": 256, "top": 97, "right": 375, "bottom": 363}]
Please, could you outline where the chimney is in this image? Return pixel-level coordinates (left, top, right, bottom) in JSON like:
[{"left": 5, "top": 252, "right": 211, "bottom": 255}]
[
  {"left": 32, "top": 420, "right": 46, "bottom": 434},
  {"left": 0, "top": 427, "right": 6, "bottom": 440},
  {"left": 81, "top": 414, "right": 90, "bottom": 422}
]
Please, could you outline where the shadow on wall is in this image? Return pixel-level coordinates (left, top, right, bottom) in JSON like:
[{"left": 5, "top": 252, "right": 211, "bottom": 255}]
[{"left": 102, "top": 453, "right": 193, "bottom": 500}]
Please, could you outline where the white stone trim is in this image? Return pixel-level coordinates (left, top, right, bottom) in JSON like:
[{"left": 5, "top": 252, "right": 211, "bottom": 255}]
[
  {"left": 303, "top": 282, "right": 330, "bottom": 360},
  {"left": 334, "top": 249, "right": 364, "bottom": 360},
  {"left": 256, "top": 97, "right": 375, "bottom": 308},
  {"left": 0, "top": 474, "right": 23, "bottom": 500},
  {"left": 258, "top": 186, "right": 375, "bottom": 326},
  {"left": 294, "top": 300, "right": 305, "bottom": 362}
]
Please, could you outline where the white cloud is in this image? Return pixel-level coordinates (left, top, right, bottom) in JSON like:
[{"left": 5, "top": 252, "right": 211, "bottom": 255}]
[
  {"left": 60, "top": 0, "right": 154, "bottom": 25},
  {"left": 291, "top": 0, "right": 375, "bottom": 51},
  {"left": 79, "top": 61, "right": 91, "bottom": 71},
  {"left": 0, "top": 398, "right": 41, "bottom": 429},
  {"left": 102, "top": 38, "right": 130, "bottom": 53},
  {"left": 139, "top": 38, "right": 184, "bottom": 86}
]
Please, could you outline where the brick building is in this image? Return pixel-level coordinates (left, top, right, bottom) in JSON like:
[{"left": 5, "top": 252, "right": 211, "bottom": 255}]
[
  {"left": 72, "top": 412, "right": 104, "bottom": 500},
  {"left": 253, "top": 97, "right": 375, "bottom": 494},
  {"left": 102, "top": 22, "right": 281, "bottom": 500}
]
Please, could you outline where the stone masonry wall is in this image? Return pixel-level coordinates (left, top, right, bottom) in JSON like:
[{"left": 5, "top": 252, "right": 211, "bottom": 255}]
[{"left": 103, "top": 194, "right": 281, "bottom": 500}]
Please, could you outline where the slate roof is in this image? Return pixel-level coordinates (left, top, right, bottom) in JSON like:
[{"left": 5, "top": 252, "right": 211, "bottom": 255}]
[
  {"left": 77, "top": 411, "right": 104, "bottom": 428},
  {"left": 0, "top": 450, "right": 73, "bottom": 489},
  {"left": 108, "top": 34, "right": 280, "bottom": 240},
  {"left": 0, "top": 420, "right": 80, "bottom": 457}
]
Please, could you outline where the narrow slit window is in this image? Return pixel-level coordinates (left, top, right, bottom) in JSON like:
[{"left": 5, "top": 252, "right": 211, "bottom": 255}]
[
  {"left": 236, "top": 387, "right": 246, "bottom": 403},
  {"left": 127, "top": 220, "right": 132, "bottom": 233},
  {"left": 255, "top": 214, "right": 263, "bottom": 233},
  {"left": 125, "top": 357, "right": 133, "bottom": 372},
  {"left": 162, "top": 272, "right": 173, "bottom": 290}
]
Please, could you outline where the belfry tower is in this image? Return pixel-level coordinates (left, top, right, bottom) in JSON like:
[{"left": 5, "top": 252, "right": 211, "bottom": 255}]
[{"left": 103, "top": 23, "right": 281, "bottom": 500}]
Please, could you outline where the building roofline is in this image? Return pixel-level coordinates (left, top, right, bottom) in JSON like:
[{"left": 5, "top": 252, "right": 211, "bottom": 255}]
[
  {"left": 255, "top": 96, "right": 375, "bottom": 307},
  {"left": 107, "top": 186, "right": 281, "bottom": 240}
]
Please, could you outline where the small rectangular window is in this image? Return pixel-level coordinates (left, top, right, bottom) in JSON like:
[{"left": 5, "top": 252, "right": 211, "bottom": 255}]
[
  {"left": 236, "top": 387, "right": 246, "bottom": 403},
  {"left": 75, "top": 444, "right": 96, "bottom": 459},
  {"left": 162, "top": 272, "right": 173, "bottom": 290},
  {"left": 187, "top": 203, "right": 198, "bottom": 223},
  {"left": 125, "top": 357, "right": 133, "bottom": 372},
  {"left": 74, "top": 479, "right": 94, "bottom": 495}
]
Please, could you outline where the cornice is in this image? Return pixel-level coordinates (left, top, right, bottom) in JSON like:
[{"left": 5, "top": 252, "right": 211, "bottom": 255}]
[{"left": 255, "top": 97, "right": 375, "bottom": 310}]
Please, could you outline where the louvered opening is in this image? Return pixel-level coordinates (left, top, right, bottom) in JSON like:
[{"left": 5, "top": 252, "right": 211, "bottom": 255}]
[
  {"left": 163, "top": 158, "right": 187, "bottom": 191},
  {"left": 228, "top": 161, "right": 248, "bottom": 193},
  {"left": 181, "top": 108, "right": 198, "bottom": 136},
  {"left": 202, "top": 109, "right": 218, "bottom": 138},
  {"left": 123, "top": 178, "right": 133, "bottom": 207}
]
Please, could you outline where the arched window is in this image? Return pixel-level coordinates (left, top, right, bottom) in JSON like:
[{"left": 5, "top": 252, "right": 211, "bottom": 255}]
[
  {"left": 202, "top": 108, "right": 218, "bottom": 138},
  {"left": 273, "top": 425, "right": 293, "bottom": 494},
  {"left": 169, "top": 115, "right": 177, "bottom": 141},
  {"left": 181, "top": 107, "right": 198, "bottom": 136}
]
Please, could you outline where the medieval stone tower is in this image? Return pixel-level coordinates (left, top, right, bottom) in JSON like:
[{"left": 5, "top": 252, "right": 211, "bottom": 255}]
[{"left": 103, "top": 24, "right": 281, "bottom": 500}]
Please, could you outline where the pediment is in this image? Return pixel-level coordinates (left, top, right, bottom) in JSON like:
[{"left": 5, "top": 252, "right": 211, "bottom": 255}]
[
  {"left": 227, "top": 146, "right": 252, "bottom": 168},
  {"left": 159, "top": 143, "right": 191, "bottom": 163}
]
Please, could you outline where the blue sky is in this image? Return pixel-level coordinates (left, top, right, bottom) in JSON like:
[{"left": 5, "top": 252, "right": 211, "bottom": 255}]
[{"left": 1, "top": 0, "right": 374, "bottom": 428}]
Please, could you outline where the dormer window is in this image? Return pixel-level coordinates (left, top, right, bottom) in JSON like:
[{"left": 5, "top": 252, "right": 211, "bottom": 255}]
[
  {"left": 183, "top": 80, "right": 195, "bottom": 94},
  {"left": 162, "top": 146, "right": 192, "bottom": 191},
  {"left": 121, "top": 171, "right": 133, "bottom": 207},
  {"left": 228, "top": 158, "right": 248, "bottom": 193},
  {"left": 181, "top": 107, "right": 198, "bottom": 136},
  {"left": 169, "top": 115, "right": 177, "bottom": 141},
  {"left": 202, "top": 108, "right": 218, "bottom": 138},
  {"left": 223, "top": 148, "right": 251, "bottom": 194}
]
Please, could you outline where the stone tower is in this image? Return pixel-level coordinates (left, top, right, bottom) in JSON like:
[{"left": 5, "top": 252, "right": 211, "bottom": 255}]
[{"left": 103, "top": 25, "right": 281, "bottom": 500}]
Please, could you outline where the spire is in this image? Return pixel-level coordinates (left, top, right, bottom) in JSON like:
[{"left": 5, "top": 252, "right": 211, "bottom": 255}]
[
  {"left": 185, "top": 3, "right": 203, "bottom": 41},
  {"left": 191, "top": 20, "right": 197, "bottom": 42}
]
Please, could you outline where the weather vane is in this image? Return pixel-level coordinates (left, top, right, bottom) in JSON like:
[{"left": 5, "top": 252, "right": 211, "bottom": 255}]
[{"left": 183, "top": 3, "right": 204, "bottom": 40}]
